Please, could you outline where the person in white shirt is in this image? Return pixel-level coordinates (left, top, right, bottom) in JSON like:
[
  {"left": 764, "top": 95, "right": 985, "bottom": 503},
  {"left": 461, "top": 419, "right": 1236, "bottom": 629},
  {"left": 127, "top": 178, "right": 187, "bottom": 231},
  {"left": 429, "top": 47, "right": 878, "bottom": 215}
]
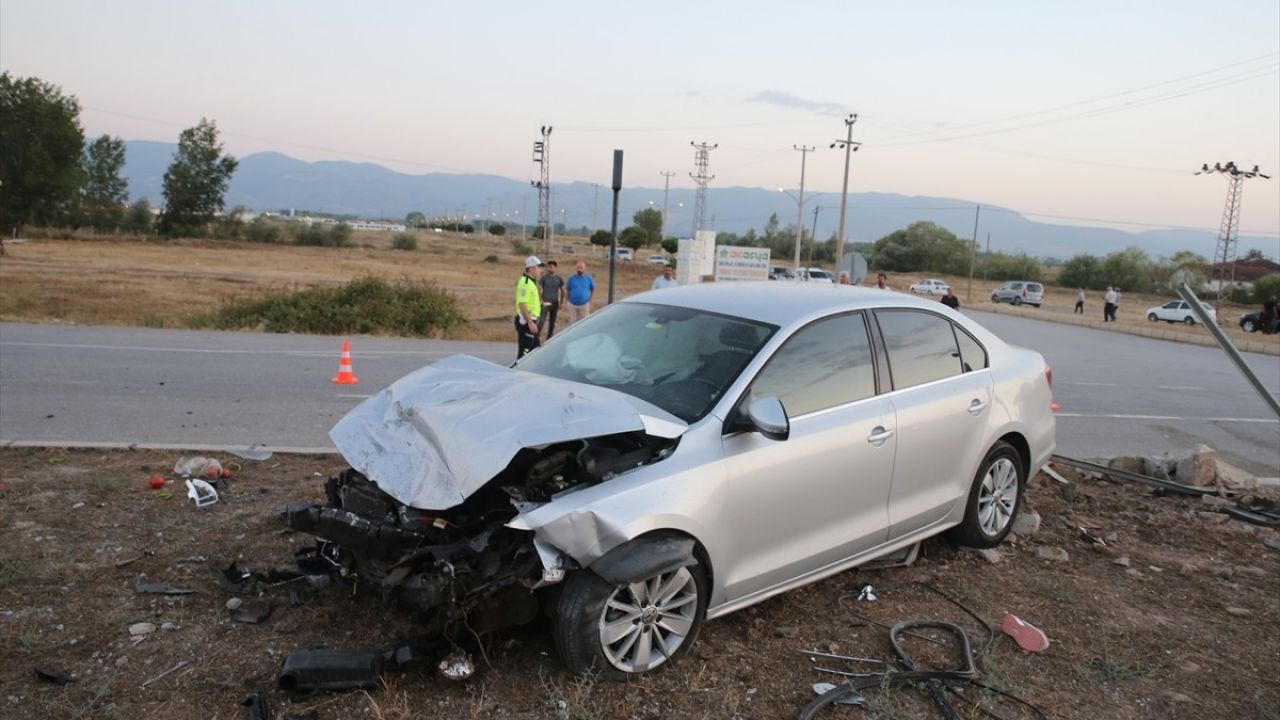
[
  {"left": 651, "top": 265, "right": 678, "bottom": 290},
  {"left": 1075, "top": 288, "right": 1085, "bottom": 314},
  {"left": 1103, "top": 287, "right": 1118, "bottom": 322}
]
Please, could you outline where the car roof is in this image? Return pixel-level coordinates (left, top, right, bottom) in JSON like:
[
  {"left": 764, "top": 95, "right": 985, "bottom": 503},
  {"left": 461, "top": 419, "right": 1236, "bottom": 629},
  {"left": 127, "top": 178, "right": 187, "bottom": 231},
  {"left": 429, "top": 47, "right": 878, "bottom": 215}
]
[{"left": 621, "top": 282, "right": 955, "bottom": 327}]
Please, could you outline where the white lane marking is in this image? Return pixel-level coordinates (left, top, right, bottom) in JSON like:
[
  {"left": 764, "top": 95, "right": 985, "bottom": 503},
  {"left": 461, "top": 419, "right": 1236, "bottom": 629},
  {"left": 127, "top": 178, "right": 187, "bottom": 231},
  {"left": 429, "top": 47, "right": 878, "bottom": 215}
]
[
  {"left": 1056, "top": 413, "right": 1278, "bottom": 423},
  {"left": 1060, "top": 382, "right": 1207, "bottom": 391},
  {"left": 1154, "top": 385, "right": 1207, "bottom": 391},
  {"left": 336, "top": 394, "right": 371, "bottom": 399},
  {"left": 1062, "top": 382, "right": 1119, "bottom": 387},
  {"left": 0, "top": 341, "right": 506, "bottom": 358}
]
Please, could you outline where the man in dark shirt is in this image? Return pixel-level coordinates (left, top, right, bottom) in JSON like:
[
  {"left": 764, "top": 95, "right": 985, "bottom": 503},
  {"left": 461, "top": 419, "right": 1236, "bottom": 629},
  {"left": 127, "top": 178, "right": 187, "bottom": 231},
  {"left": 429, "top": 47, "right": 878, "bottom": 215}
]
[
  {"left": 940, "top": 287, "right": 960, "bottom": 310},
  {"left": 538, "top": 260, "right": 566, "bottom": 339}
]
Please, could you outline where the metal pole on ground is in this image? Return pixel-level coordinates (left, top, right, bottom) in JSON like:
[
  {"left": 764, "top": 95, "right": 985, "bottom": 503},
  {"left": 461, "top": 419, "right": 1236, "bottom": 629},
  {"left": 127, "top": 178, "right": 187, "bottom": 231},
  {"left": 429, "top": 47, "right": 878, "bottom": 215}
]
[{"left": 1178, "top": 282, "right": 1280, "bottom": 418}]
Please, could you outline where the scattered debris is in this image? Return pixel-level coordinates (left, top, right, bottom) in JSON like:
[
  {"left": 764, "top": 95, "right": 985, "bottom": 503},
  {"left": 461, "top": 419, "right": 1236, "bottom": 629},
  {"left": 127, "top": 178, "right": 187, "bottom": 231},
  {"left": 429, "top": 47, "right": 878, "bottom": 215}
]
[
  {"left": 279, "top": 646, "right": 412, "bottom": 693},
  {"left": 811, "top": 682, "right": 865, "bottom": 706},
  {"left": 1264, "top": 537, "right": 1280, "bottom": 552},
  {"left": 115, "top": 551, "right": 154, "bottom": 568},
  {"left": 149, "top": 476, "right": 166, "bottom": 490},
  {"left": 1002, "top": 614, "right": 1050, "bottom": 652},
  {"left": 135, "top": 582, "right": 195, "bottom": 596},
  {"left": 777, "top": 626, "right": 800, "bottom": 639},
  {"left": 174, "top": 456, "right": 224, "bottom": 479},
  {"left": 1035, "top": 546, "right": 1070, "bottom": 562},
  {"left": 1053, "top": 454, "right": 1209, "bottom": 497},
  {"left": 229, "top": 447, "right": 274, "bottom": 462},
  {"left": 128, "top": 622, "right": 156, "bottom": 637},
  {"left": 34, "top": 669, "right": 75, "bottom": 685},
  {"left": 225, "top": 597, "right": 244, "bottom": 611},
  {"left": 139, "top": 660, "right": 189, "bottom": 689},
  {"left": 241, "top": 694, "right": 271, "bottom": 720},
  {"left": 1040, "top": 464, "right": 1069, "bottom": 485},
  {"left": 437, "top": 651, "right": 474, "bottom": 681},
  {"left": 855, "top": 583, "right": 877, "bottom": 602},
  {"left": 231, "top": 601, "right": 273, "bottom": 624},
  {"left": 185, "top": 479, "right": 219, "bottom": 507},
  {"left": 1224, "top": 606, "right": 1252, "bottom": 617},
  {"left": 1011, "top": 511, "right": 1042, "bottom": 536},
  {"left": 1113, "top": 556, "right": 1131, "bottom": 568},
  {"left": 966, "top": 547, "right": 1003, "bottom": 565}
]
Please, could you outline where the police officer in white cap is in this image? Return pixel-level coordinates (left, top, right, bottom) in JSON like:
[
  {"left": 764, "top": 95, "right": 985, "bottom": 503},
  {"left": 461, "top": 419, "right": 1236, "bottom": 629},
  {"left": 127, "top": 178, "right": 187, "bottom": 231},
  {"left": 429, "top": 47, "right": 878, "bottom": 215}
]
[{"left": 515, "top": 256, "right": 544, "bottom": 360}]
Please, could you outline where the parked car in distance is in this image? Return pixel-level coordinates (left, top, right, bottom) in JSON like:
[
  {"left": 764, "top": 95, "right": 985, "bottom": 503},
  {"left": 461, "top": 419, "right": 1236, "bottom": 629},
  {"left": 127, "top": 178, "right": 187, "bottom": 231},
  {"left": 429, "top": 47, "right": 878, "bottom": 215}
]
[
  {"left": 769, "top": 266, "right": 797, "bottom": 281},
  {"left": 292, "top": 284, "right": 1057, "bottom": 681},
  {"left": 990, "top": 281, "right": 1044, "bottom": 307},
  {"left": 1240, "top": 310, "right": 1280, "bottom": 334},
  {"left": 909, "top": 278, "right": 951, "bottom": 296},
  {"left": 605, "top": 248, "right": 633, "bottom": 261},
  {"left": 800, "top": 267, "right": 834, "bottom": 284},
  {"left": 647, "top": 255, "right": 670, "bottom": 266},
  {"left": 1146, "top": 300, "right": 1216, "bottom": 325}
]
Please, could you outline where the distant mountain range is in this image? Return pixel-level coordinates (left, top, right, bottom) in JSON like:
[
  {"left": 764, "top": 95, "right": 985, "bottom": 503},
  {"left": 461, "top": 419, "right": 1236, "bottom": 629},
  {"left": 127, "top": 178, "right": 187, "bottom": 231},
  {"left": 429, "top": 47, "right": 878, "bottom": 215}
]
[{"left": 123, "top": 140, "right": 1276, "bottom": 260}]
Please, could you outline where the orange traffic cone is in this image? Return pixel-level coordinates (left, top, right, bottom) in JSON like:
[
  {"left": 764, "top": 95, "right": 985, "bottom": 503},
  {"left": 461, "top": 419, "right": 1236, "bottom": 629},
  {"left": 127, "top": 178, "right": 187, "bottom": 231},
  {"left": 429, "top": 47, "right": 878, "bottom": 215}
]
[{"left": 331, "top": 339, "right": 360, "bottom": 384}]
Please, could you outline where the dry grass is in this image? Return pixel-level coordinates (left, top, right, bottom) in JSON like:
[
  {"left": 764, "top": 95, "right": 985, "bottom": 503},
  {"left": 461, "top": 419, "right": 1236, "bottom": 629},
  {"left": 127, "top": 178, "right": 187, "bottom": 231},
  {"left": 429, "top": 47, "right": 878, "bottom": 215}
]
[{"left": 1, "top": 234, "right": 1276, "bottom": 352}]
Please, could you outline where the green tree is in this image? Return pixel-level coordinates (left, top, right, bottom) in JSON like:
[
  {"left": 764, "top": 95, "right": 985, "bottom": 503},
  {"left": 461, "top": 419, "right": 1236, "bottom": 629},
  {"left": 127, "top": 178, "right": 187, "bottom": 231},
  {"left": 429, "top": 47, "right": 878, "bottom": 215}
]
[
  {"left": 158, "top": 118, "right": 238, "bottom": 237},
  {"left": 1101, "top": 247, "right": 1153, "bottom": 293},
  {"left": 1252, "top": 273, "right": 1280, "bottom": 303},
  {"left": 618, "top": 225, "right": 649, "bottom": 251},
  {"left": 125, "top": 198, "right": 154, "bottom": 235},
  {"left": 869, "top": 221, "right": 967, "bottom": 273},
  {"left": 0, "top": 72, "right": 86, "bottom": 232},
  {"left": 661, "top": 237, "right": 679, "bottom": 254},
  {"left": 589, "top": 229, "right": 612, "bottom": 247},
  {"left": 79, "top": 135, "right": 128, "bottom": 230},
  {"left": 1057, "top": 253, "right": 1105, "bottom": 290},
  {"left": 391, "top": 232, "right": 418, "bottom": 251},
  {"left": 1243, "top": 248, "right": 1272, "bottom": 262},
  {"left": 489, "top": 223, "right": 506, "bottom": 236},
  {"left": 633, "top": 207, "right": 663, "bottom": 246},
  {"left": 405, "top": 211, "right": 427, "bottom": 228}
]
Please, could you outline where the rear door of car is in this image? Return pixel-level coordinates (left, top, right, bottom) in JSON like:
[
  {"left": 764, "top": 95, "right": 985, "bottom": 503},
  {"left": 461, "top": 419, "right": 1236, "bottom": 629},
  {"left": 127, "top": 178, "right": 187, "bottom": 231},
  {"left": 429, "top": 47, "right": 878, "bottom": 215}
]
[
  {"left": 873, "top": 309, "right": 994, "bottom": 538},
  {"left": 718, "top": 311, "right": 894, "bottom": 601}
]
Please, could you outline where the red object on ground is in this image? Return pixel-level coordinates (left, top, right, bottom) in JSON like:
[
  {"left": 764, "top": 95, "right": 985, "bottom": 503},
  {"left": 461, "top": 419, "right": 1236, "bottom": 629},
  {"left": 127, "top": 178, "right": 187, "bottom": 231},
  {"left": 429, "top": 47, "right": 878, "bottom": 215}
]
[
  {"left": 331, "top": 339, "right": 359, "bottom": 384},
  {"left": 1002, "top": 613, "right": 1050, "bottom": 652},
  {"left": 221, "top": 468, "right": 232, "bottom": 479},
  {"left": 149, "top": 476, "right": 165, "bottom": 489}
]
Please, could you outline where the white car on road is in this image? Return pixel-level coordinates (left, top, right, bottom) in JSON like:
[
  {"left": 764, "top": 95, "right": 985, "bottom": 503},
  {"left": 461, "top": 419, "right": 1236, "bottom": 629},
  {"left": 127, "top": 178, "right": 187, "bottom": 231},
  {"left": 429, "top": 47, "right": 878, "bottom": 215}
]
[
  {"left": 1146, "top": 300, "right": 1216, "bottom": 325},
  {"left": 800, "top": 268, "right": 834, "bottom": 284},
  {"left": 909, "top": 279, "right": 951, "bottom": 296},
  {"left": 647, "top": 255, "right": 669, "bottom": 266}
]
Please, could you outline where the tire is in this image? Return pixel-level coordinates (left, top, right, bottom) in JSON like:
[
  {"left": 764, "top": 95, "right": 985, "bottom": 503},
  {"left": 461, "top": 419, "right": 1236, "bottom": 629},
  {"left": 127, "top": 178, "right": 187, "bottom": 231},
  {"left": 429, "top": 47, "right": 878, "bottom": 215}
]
[
  {"left": 1012, "top": 297, "right": 1022, "bottom": 306},
  {"left": 1147, "top": 313, "right": 1158, "bottom": 322},
  {"left": 991, "top": 295, "right": 1000, "bottom": 303},
  {"left": 554, "top": 557, "right": 708, "bottom": 680},
  {"left": 1183, "top": 316, "right": 1196, "bottom": 325},
  {"left": 1242, "top": 320, "right": 1256, "bottom": 333},
  {"left": 949, "top": 441, "right": 1024, "bottom": 548}
]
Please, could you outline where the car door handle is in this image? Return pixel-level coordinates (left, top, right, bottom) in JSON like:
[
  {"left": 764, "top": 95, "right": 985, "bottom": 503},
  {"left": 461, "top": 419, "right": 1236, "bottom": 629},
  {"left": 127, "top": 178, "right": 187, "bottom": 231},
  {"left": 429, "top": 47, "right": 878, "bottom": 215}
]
[
  {"left": 968, "top": 399, "right": 987, "bottom": 416},
  {"left": 867, "top": 427, "right": 894, "bottom": 445}
]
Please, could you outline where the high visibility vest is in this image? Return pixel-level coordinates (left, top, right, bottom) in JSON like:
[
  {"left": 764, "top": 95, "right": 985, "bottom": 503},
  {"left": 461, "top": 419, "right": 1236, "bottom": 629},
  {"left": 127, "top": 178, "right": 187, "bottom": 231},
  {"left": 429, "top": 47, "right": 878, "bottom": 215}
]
[{"left": 515, "top": 274, "right": 542, "bottom": 320}]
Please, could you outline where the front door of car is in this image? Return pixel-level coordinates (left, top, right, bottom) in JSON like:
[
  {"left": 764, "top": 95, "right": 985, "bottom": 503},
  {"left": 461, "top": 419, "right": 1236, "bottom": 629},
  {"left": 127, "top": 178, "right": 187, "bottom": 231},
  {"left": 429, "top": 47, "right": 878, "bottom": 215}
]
[
  {"left": 717, "top": 312, "right": 895, "bottom": 602},
  {"left": 874, "top": 310, "right": 994, "bottom": 538}
]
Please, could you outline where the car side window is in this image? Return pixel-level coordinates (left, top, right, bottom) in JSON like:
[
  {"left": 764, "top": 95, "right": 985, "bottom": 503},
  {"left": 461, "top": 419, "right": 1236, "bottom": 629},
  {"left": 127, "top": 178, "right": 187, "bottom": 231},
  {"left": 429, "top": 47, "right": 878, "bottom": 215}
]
[
  {"left": 748, "top": 313, "right": 875, "bottom": 417},
  {"left": 877, "top": 310, "right": 964, "bottom": 389},
  {"left": 953, "top": 325, "right": 988, "bottom": 372}
]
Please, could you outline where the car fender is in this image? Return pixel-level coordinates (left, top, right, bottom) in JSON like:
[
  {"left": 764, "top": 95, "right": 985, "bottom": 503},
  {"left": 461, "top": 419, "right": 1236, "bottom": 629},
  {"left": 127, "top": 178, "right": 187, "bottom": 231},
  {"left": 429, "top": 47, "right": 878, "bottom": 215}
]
[{"left": 588, "top": 532, "right": 697, "bottom": 584}]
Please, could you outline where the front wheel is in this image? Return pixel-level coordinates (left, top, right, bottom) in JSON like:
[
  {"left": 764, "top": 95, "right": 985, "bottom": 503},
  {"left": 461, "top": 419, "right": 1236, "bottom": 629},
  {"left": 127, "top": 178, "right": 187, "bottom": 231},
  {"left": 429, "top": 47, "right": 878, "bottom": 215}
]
[
  {"left": 949, "top": 441, "right": 1024, "bottom": 548},
  {"left": 1147, "top": 313, "right": 1158, "bottom": 322},
  {"left": 991, "top": 295, "right": 1000, "bottom": 303},
  {"left": 554, "top": 559, "right": 708, "bottom": 680}
]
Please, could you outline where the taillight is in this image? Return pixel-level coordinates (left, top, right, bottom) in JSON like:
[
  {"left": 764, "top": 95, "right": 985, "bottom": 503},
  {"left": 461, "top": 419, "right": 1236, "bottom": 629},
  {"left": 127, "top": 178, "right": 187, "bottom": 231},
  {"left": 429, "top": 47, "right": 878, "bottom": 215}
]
[{"left": 1045, "top": 363, "right": 1060, "bottom": 411}]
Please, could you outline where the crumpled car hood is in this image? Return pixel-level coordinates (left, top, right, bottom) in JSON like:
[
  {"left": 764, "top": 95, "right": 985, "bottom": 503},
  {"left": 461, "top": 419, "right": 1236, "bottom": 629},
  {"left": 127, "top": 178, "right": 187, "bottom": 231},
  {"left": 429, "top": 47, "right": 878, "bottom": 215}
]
[{"left": 330, "top": 354, "right": 688, "bottom": 510}]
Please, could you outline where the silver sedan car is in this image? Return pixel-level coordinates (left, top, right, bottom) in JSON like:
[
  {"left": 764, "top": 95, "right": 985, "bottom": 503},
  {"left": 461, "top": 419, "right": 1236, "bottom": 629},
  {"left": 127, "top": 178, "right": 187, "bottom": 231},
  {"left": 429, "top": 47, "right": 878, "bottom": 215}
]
[{"left": 288, "top": 283, "right": 1056, "bottom": 680}]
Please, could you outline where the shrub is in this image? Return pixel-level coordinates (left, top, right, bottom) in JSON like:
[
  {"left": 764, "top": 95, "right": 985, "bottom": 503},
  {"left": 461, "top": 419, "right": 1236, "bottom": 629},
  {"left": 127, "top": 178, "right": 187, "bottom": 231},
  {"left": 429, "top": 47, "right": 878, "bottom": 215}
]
[
  {"left": 1253, "top": 273, "right": 1280, "bottom": 303},
  {"left": 391, "top": 232, "right": 418, "bottom": 251},
  {"left": 200, "top": 277, "right": 467, "bottom": 336},
  {"left": 489, "top": 224, "right": 506, "bottom": 236},
  {"left": 510, "top": 238, "right": 534, "bottom": 256},
  {"left": 293, "top": 222, "right": 356, "bottom": 248},
  {"left": 483, "top": 254, "right": 500, "bottom": 263},
  {"left": 244, "top": 218, "right": 284, "bottom": 244}
]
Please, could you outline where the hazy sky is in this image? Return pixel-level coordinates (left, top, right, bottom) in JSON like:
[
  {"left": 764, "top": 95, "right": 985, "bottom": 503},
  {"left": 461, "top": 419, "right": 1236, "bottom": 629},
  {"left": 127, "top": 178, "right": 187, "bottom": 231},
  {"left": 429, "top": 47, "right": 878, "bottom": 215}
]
[{"left": 3, "top": 0, "right": 1278, "bottom": 237}]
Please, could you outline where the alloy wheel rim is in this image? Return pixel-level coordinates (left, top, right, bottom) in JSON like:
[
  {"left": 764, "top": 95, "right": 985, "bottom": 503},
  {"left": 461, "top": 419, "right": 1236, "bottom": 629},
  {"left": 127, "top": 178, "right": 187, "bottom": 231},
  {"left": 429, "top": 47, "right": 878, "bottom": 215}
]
[
  {"left": 978, "top": 458, "right": 1019, "bottom": 536},
  {"left": 598, "top": 567, "right": 698, "bottom": 673}
]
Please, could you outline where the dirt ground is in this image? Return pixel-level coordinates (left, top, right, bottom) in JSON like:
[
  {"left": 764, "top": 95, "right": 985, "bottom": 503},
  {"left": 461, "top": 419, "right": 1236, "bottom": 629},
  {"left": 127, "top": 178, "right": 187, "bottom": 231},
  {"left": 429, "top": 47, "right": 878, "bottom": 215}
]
[
  {"left": 2, "top": 235, "right": 1276, "bottom": 352},
  {"left": 1, "top": 448, "right": 1277, "bottom": 720}
]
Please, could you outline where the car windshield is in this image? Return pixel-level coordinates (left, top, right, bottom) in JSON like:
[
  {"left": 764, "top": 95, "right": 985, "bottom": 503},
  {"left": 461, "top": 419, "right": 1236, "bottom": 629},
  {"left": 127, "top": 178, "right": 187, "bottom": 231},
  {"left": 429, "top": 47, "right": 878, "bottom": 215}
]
[{"left": 516, "top": 302, "right": 777, "bottom": 422}]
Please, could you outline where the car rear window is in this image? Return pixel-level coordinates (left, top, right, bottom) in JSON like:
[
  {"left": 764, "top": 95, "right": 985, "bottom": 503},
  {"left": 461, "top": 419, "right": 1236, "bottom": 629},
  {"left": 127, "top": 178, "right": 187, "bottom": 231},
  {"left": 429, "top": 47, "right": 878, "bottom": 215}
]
[{"left": 1027, "top": 283, "right": 1043, "bottom": 293}]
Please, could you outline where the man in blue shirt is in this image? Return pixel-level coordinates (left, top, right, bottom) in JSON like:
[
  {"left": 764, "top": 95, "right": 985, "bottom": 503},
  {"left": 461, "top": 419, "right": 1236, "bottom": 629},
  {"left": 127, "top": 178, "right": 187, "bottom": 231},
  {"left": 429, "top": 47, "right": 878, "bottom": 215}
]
[{"left": 564, "top": 260, "right": 596, "bottom": 325}]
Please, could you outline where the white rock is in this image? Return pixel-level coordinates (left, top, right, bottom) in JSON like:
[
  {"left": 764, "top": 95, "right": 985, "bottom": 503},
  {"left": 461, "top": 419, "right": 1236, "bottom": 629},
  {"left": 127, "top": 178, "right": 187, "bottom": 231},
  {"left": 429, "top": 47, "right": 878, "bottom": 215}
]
[
  {"left": 1035, "top": 546, "right": 1070, "bottom": 562},
  {"left": 128, "top": 622, "right": 155, "bottom": 637},
  {"left": 1011, "top": 511, "right": 1042, "bottom": 536}
]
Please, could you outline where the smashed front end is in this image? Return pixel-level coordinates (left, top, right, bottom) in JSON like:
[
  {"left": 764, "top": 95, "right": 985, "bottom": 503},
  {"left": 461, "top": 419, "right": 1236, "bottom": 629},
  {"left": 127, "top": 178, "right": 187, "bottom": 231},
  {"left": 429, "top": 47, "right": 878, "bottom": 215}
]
[{"left": 284, "top": 355, "right": 684, "bottom": 634}]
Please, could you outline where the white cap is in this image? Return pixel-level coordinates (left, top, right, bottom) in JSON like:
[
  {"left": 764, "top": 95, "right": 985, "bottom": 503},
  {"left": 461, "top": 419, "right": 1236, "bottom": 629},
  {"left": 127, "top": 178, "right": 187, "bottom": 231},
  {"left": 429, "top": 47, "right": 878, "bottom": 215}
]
[{"left": 524, "top": 256, "right": 544, "bottom": 269}]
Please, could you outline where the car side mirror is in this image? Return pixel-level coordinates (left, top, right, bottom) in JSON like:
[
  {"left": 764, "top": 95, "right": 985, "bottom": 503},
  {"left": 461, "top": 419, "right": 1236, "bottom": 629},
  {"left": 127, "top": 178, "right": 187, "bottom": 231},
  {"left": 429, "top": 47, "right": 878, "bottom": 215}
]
[{"left": 746, "top": 397, "right": 789, "bottom": 441}]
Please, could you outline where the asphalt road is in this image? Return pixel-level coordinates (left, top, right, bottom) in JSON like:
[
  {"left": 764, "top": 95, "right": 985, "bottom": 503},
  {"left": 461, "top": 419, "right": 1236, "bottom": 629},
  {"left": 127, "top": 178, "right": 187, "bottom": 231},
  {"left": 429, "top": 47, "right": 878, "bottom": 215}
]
[{"left": 2, "top": 316, "right": 1277, "bottom": 476}]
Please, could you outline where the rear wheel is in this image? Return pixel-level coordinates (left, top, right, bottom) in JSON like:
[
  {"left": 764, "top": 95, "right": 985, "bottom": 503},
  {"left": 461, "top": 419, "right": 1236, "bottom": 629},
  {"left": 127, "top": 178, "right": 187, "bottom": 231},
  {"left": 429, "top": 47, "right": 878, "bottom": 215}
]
[
  {"left": 991, "top": 295, "right": 1000, "bottom": 303},
  {"left": 1183, "top": 316, "right": 1196, "bottom": 325},
  {"left": 554, "top": 558, "right": 708, "bottom": 680},
  {"left": 1012, "top": 297, "right": 1022, "bottom": 306},
  {"left": 1242, "top": 319, "right": 1257, "bottom": 332},
  {"left": 949, "top": 441, "right": 1024, "bottom": 548}
]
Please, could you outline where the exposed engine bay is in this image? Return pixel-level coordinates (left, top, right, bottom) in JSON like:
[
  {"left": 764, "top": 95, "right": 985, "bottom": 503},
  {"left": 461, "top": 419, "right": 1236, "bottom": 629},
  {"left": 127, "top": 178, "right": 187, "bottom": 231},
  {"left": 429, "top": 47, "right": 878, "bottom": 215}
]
[{"left": 285, "top": 431, "right": 677, "bottom": 634}]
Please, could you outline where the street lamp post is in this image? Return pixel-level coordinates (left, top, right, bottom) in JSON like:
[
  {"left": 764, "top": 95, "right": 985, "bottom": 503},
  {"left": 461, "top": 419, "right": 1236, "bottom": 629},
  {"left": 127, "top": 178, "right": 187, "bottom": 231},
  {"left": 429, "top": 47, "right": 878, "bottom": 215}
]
[
  {"left": 778, "top": 188, "right": 821, "bottom": 276},
  {"left": 830, "top": 113, "right": 860, "bottom": 275}
]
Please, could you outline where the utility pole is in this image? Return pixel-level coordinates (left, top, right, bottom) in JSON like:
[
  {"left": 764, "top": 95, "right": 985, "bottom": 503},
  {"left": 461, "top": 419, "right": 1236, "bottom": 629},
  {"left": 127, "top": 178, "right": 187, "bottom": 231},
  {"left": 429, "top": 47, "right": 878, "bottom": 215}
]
[
  {"left": 830, "top": 113, "right": 860, "bottom": 275},
  {"left": 531, "top": 125, "right": 553, "bottom": 256},
  {"left": 983, "top": 232, "right": 991, "bottom": 281},
  {"left": 608, "top": 150, "right": 624, "bottom": 304},
  {"left": 660, "top": 171, "right": 676, "bottom": 240},
  {"left": 521, "top": 196, "right": 527, "bottom": 242},
  {"left": 1195, "top": 162, "right": 1271, "bottom": 295},
  {"left": 591, "top": 183, "right": 600, "bottom": 232},
  {"left": 792, "top": 144, "right": 815, "bottom": 274},
  {"left": 689, "top": 142, "right": 718, "bottom": 236},
  {"left": 967, "top": 205, "right": 980, "bottom": 302},
  {"left": 809, "top": 205, "right": 822, "bottom": 266}
]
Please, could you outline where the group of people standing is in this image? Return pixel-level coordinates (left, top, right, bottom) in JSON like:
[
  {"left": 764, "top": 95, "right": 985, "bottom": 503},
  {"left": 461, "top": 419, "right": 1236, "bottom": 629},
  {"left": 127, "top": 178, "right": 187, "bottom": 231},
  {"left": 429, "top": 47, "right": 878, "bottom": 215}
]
[
  {"left": 515, "top": 257, "right": 597, "bottom": 360},
  {"left": 1074, "top": 287, "right": 1123, "bottom": 321}
]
